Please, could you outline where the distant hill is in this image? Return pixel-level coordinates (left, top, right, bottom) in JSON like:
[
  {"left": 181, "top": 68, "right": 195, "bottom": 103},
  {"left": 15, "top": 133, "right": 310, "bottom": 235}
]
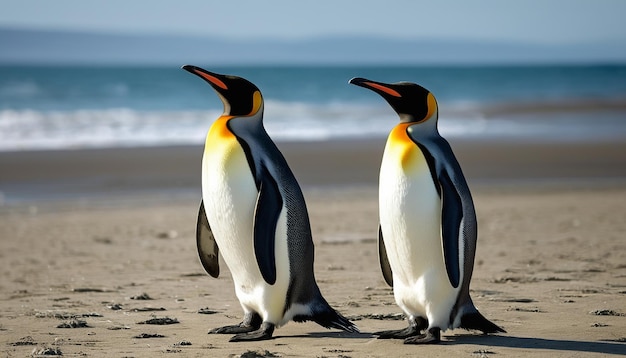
[{"left": 1, "top": 27, "right": 625, "bottom": 65}]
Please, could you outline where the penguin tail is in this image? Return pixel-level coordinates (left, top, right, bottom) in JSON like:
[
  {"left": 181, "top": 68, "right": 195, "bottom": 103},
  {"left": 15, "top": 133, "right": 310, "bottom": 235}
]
[
  {"left": 460, "top": 311, "right": 506, "bottom": 334},
  {"left": 294, "top": 302, "right": 359, "bottom": 333}
]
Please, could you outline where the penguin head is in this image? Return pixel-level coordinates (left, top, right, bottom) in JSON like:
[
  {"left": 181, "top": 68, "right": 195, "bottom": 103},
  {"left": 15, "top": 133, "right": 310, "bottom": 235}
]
[
  {"left": 349, "top": 77, "right": 438, "bottom": 124},
  {"left": 182, "top": 65, "right": 263, "bottom": 117}
]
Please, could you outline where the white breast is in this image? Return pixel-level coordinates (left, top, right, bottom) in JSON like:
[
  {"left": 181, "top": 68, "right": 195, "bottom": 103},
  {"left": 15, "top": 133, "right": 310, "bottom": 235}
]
[
  {"left": 379, "top": 136, "right": 459, "bottom": 330},
  {"left": 203, "top": 139, "right": 258, "bottom": 284},
  {"left": 202, "top": 134, "right": 292, "bottom": 326}
]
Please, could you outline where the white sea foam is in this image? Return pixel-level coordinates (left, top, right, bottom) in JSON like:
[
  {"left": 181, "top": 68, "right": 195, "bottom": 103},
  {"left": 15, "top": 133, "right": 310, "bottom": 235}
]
[
  {"left": 0, "top": 108, "right": 211, "bottom": 151},
  {"left": 2, "top": 64, "right": 625, "bottom": 151},
  {"left": 1, "top": 100, "right": 625, "bottom": 151}
]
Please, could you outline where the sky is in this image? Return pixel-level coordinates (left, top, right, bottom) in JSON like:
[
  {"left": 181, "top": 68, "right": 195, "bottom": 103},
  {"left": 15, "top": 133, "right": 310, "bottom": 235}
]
[{"left": 1, "top": 0, "right": 626, "bottom": 44}]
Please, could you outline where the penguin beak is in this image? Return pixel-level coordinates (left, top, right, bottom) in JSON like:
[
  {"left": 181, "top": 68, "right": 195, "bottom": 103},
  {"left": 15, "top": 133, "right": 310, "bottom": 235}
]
[
  {"left": 349, "top": 77, "right": 402, "bottom": 98},
  {"left": 182, "top": 65, "right": 229, "bottom": 91}
]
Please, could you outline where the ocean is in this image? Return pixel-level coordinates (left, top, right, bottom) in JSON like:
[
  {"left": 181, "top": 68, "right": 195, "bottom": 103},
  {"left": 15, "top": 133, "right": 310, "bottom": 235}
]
[{"left": 1, "top": 64, "right": 625, "bottom": 151}]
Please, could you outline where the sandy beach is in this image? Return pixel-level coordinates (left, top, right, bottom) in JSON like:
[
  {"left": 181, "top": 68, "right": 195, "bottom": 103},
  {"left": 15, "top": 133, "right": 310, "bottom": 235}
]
[{"left": 1, "top": 137, "right": 626, "bottom": 357}]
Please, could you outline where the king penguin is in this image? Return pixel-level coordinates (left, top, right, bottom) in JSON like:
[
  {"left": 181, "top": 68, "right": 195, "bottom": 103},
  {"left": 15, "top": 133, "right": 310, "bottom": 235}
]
[
  {"left": 349, "top": 77, "right": 505, "bottom": 344},
  {"left": 182, "top": 65, "right": 357, "bottom": 342}
]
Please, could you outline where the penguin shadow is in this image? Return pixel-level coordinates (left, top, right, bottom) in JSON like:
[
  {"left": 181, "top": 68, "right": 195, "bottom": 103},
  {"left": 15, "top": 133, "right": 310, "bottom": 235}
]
[
  {"left": 275, "top": 331, "right": 374, "bottom": 340},
  {"left": 445, "top": 333, "right": 626, "bottom": 355}
]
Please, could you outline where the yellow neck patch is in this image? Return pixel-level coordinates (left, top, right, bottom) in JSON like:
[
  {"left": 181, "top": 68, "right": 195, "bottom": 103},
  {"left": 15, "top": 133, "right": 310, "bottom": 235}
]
[
  {"left": 205, "top": 115, "right": 235, "bottom": 149},
  {"left": 386, "top": 122, "right": 419, "bottom": 169}
]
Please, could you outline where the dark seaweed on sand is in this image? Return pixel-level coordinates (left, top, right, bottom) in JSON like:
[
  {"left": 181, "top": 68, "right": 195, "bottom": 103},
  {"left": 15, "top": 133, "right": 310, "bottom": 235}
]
[
  {"left": 137, "top": 316, "right": 179, "bottom": 325},
  {"left": 57, "top": 319, "right": 89, "bottom": 328},
  {"left": 133, "top": 333, "right": 165, "bottom": 339}
]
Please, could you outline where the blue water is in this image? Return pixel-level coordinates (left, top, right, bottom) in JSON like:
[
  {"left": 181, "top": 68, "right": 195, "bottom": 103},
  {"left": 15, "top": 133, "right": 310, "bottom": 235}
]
[{"left": 1, "top": 65, "right": 625, "bottom": 150}]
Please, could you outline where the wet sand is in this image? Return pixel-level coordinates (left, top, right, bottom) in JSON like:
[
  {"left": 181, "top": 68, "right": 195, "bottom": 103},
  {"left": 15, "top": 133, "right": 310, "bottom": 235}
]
[
  {"left": 1, "top": 138, "right": 625, "bottom": 357},
  {"left": 2, "top": 138, "right": 626, "bottom": 201}
]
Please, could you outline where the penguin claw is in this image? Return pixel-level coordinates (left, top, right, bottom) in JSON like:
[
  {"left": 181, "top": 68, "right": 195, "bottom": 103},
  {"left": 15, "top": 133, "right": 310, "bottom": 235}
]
[
  {"left": 210, "top": 312, "right": 263, "bottom": 335},
  {"left": 403, "top": 328, "right": 441, "bottom": 344},
  {"left": 374, "top": 316, "right": 427, "bottom": 339},
  {"left": 208, "top": 324, "right": 257, "bottom": 335},
  {"left": 229, "top": 322, "right": 275, "bottom": 342},
  {"left": 374, "top": 326, "right": 420, "bottom": 339}
]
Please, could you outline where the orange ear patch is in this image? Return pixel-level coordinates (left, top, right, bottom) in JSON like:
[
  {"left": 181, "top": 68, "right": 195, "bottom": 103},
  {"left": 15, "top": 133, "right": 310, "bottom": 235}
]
[
  {"left": 249, "top": 91, "right": 262, "bottom": 115},
  {"left": 196, "top": 71, "right": 228, "bottom": 90},
  {"left": 364, "top": 82, "right": 401, "bottom": 97},
  {"left": 425, "top": 92, "right": 437, "bottom": 120}
]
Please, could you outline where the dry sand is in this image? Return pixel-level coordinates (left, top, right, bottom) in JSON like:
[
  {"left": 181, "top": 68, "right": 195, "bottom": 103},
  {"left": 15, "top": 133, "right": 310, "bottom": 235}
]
[{"left": 1, "top": 138, "right": 625, "bottom": 357}]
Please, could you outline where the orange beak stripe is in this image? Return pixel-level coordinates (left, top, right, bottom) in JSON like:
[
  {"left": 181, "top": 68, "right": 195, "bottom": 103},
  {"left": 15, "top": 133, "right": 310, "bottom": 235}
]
[
  {"left": 364, "top": 81, "right": 401, "bottom": 97},
  {"left": 196, "top": 71, "right": 228, "bottom": 90}
]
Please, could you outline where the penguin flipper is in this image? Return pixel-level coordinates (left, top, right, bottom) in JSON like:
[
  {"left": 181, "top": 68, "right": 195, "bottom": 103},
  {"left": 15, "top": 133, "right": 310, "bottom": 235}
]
[
  {"left": 253, "top": 168, "right": 283, "bottom": 285},
  {"left": 378, "top": 225, "right": 393, "bottom": 287},
  {"left": 439, "top": 169, "right": 462, "bottom": 288},
  {"left": 196, "top": 200, "right": 220, "bottom": 278}
]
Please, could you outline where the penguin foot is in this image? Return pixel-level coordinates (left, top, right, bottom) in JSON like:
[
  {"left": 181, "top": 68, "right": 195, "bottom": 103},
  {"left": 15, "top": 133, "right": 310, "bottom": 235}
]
[
  {"left": 374, "top": 326, "right": 420, "bottom": 339},
  {"left": 229, "top": 322, "right": 275, "bottom": 342},
  {"left": 374, "top": 316, "right": 427, "bottom": 339},
  {"left": 208, "top": 324, "right": 257, "bottom": 335},
  {"left": 208, "top": 312, "right": 262, "bottom": 334},
  {"left": 404, "top": 328, "right": 441, "bottom": 344}
]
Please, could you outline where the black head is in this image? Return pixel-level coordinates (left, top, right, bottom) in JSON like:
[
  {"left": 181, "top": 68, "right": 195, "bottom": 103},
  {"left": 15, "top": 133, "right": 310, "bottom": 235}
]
[
  {"left": 349, "top": 77, "right": 438, "bottom": 123},
  {"left": 182, "top": 65, "right": 263, "bottom": 117}
]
